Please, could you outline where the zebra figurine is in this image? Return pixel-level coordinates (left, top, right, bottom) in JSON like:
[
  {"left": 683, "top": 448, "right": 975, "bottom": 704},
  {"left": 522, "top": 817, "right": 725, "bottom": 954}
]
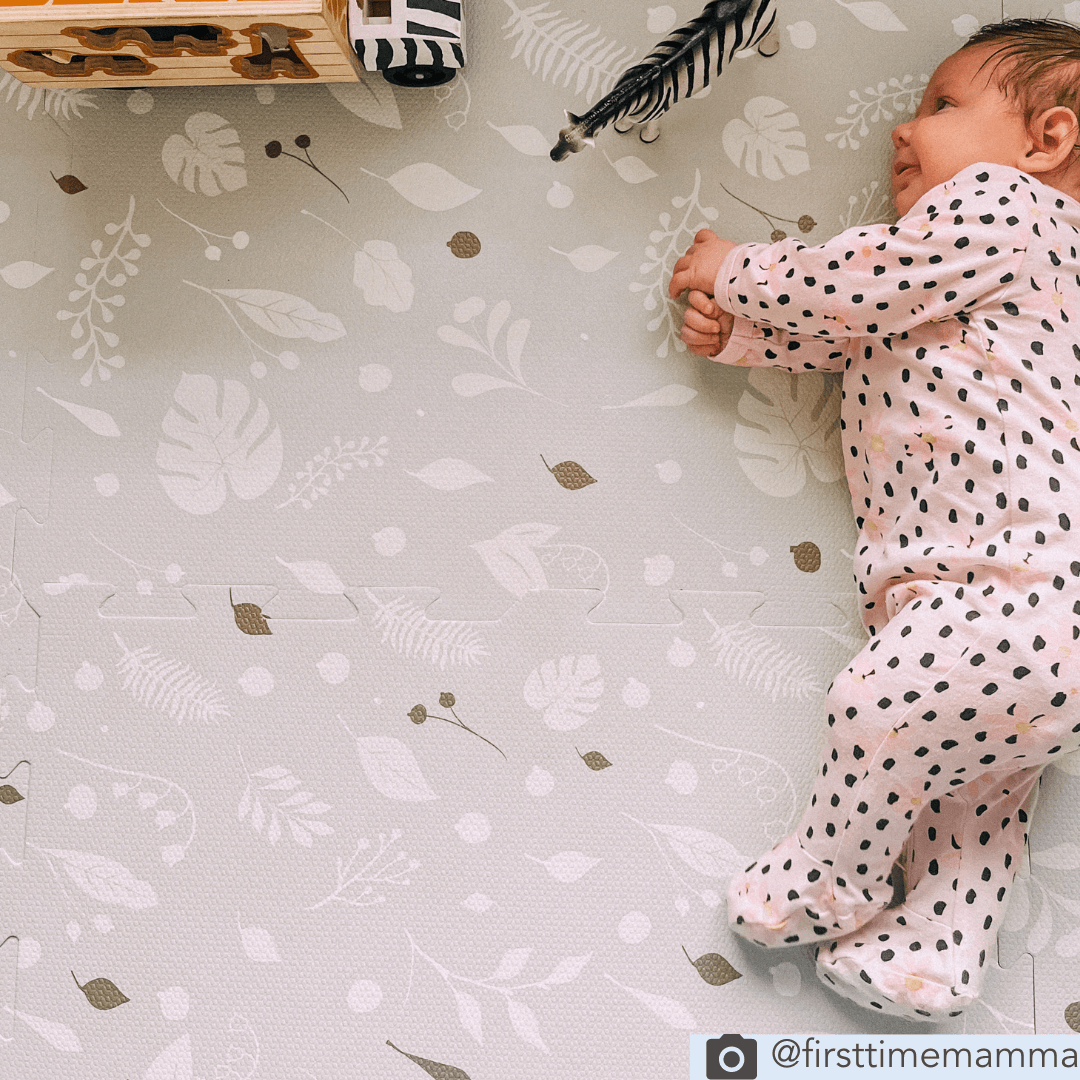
[{"left": 550, "top": 0, "right": 777, "bottom": 161}]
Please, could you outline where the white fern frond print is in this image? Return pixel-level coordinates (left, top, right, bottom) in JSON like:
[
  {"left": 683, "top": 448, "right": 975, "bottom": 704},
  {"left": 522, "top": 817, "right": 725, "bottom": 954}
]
[
  {"left": 1, "top": 73, "right": 98, "bottom": 120},
  {"left": 501, "top": 0, "right": 636, "bottom": 104},
  {"left": 704, "top": 615, "right": 824, "bottom": 701},
  {"left": 364, "top": 589, "right": 489, "bottom": 669},
  {"left": 114, "top": 633, "right": 231, "bottom": 724}
]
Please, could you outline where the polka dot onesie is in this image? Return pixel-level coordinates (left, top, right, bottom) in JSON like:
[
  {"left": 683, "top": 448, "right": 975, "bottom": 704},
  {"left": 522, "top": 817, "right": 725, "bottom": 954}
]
[{"left": 710, "top": 162, "right": 1080, "bottom": 1021}]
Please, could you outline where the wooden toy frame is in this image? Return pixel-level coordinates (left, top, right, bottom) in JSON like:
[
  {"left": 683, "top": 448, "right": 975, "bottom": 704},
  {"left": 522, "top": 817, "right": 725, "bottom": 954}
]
[{"left": 0, "top": 0, "right": 362, "bottom": 87}]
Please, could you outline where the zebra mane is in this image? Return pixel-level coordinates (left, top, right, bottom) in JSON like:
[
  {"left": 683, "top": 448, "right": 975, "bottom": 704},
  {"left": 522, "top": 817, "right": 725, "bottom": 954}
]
[{"left": 550, "top": 0, "right": 776, "bottom": 161}]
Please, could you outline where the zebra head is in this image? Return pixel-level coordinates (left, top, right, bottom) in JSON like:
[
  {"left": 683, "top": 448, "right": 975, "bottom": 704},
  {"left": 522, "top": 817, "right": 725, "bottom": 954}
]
[{"left": 550, "top": 112, "right": 596, "bottom": 162}]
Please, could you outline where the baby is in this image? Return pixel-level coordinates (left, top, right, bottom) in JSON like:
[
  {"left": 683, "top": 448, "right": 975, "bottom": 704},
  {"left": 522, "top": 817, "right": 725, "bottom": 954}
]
[{"left": 669, "top": 18, "right": 1080, "bottom": 1022}]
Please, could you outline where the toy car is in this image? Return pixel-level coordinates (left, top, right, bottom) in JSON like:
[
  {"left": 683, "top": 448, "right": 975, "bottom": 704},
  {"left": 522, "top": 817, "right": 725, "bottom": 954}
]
[{"left": 348, "top": 0, "right": 463, "bottom": 86}]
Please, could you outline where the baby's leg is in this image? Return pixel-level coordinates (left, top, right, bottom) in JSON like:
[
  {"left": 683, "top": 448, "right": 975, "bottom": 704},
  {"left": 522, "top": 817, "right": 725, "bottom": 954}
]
[
  {"left": 728, "top": 585, "right": 987, "bottom": 946},
  {"left": 816, "top": 765, "right": 1041, "bottom": 1021},
  {"left": 727, "top": 583, "right": 1076, "bottom": 952}
]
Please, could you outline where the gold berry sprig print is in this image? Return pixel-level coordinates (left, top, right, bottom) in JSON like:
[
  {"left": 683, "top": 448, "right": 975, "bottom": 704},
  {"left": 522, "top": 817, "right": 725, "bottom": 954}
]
[
  {"left": 265, "top": 135, "right": 348, "bottom": 202},
  {"left": 409, "top": 693, "right": 506, "bottom": 759},
  {"left": 717, "top": 181, "right": 816, "bottom": 243}
]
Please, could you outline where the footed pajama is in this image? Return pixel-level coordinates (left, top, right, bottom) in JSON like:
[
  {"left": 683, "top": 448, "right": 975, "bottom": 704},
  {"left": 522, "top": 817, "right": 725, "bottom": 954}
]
[{"left": 709, "top": 162, "right": 1080, "bottom": 1020}]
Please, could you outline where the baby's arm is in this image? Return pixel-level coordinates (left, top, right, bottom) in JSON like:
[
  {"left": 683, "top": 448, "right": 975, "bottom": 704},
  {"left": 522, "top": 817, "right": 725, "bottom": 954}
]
[
  {"left": 671, "top": 235, "right": 853, "bottom": 373},
  {"left": 712, "top": 167, "right": 1029, "bottom": 340}
]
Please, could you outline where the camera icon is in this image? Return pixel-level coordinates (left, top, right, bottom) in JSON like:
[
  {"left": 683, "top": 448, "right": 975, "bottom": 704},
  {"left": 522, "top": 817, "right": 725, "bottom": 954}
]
[{"left": 706, "top": 1034, "right": 758, "bottom": 1079}]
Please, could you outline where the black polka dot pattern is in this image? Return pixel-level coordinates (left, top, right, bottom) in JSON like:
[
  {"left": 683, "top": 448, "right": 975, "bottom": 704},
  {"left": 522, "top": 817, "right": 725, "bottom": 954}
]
[{"left": 717, "top": 163, "right": 1080, "bottom": 1022}]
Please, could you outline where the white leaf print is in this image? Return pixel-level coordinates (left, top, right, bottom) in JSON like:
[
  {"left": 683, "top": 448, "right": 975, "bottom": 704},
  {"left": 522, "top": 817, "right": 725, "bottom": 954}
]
[
  {"left": 1, "top": 261, "right": 53, "bottom": 288},
  {"left": 528, "top": 850, "right": 601, "bottom": 882},
  {"left": 239, "top": 919, "right": 281, "bottom": 962},
  {"left": 162, "top": 112, "right": 246, "bottom": 196},
  {"left": 355, "top": 735, "right": 438, "bottom": 801},
  {"left": 842, "top": 1, "right": 907, "bottom": 31},
  {"left": 507, "top": 997, "right": 547, "bottom": 1052},
  {"left": 549, "top": 245, "right": 620, "bottom": 272},
  {"left": 326, "top": 76, "right": 402, "bottom": 128},
  {"left": 611, "top": 156, "right": 657, "bottom": 183},
  {"left": 735, "top": 368, "right": 843, "bottom": 496},
  {"left": 472, "top": 522, "right": 561, "bottom": 597},
  {"left": 648, "top": 823, "right": 744, "bottom": 879},
  {"left": 452, "top": 373, "right": 517, "bottom": 397},
  {"left": 15, "top": 1009, "right": 82, "bottom": 1053},
  {"left": 276, "top": 556, "right": 346, "bottom": 594},
  {"left": 488, "top": 122, "right": 551, "bottom": 155},
  {"left": 543, "top": 954, "right": 591, "bottom": 985},
  {"left": 487, "top": 300, "right": 511, "bottom": 347},
  {"left": 454, "top": 988, "right": 484, "bottom": 1044},
  {"left": 491, "top": 947, "right": 533, "bottom": 980},
  {"left": 158, "top": 373, "right": 282, "bottom": 515},
  {"left": 438, "top": 324, "right": 490, "bottom": 354},
  {"left": 33, "top": 845, "right": 157, "bottom": 908},
  {"left": 144, "top": 1034, "right": 193, "bottom": 1080},
  {"left": 602, "top": 384, "right": 697, "bottom": 409},
  {"left": 723, "top": 97, "right": 810, "bottom": 180},
  {"left": 353, "top": 241, "right": 414, "bottom": 313},
  {"left": 1031, "top": 843, "right": 1080, "bottom": 871},
  {"left": 407, "top": 458, "right": 494, "bottom": 491},
  {"left": 605, "top": 973, "right": 697, "bottom": 1029},
  {"left": 1001, "top": 875, "right": 1029, "bottom": 933},
  {"left": 212, "top": 289, "right": 345, "bottom": 342},
  {"left": 35, "top": 386, "right": 121, "bottom": 436},
  {"left": 383, "top": 163, "right": 481, "bottom": 211},
  {"left": 1055, "top": 924, "right": 1080, "bottom": 957},
  {"left": 505, "top": 318, "right": 530, "bottom": 381},
  {"left": 524, "top": 654, "right": 603, "bottom": 730}
]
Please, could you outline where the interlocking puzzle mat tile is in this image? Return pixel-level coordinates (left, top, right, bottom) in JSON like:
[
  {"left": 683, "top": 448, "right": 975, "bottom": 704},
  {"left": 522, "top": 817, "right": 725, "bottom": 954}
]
[{"left": 2, "top": 0, "right": 1053, "bottom": 1071}]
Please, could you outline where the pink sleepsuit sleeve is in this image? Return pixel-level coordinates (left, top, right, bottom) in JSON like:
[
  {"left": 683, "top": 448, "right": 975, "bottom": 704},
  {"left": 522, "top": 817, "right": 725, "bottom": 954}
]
[{"left": 719, "top": 162, "right": 1080, "bottom": 1023}]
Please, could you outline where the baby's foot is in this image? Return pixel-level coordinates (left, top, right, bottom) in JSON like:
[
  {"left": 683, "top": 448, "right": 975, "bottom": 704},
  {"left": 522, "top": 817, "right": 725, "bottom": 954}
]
[
  {"left": 815, "top": 903, "right": 974, "bottom": 1021},
  {"left": 727, "top": 833, "right": 885, "bottom": 947}
]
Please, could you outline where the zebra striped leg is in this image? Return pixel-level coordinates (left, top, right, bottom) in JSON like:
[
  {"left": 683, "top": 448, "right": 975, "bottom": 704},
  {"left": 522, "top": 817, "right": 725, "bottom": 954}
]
[
  {"left": 638, "top": 118, "right": 661, "bottom": 143},
  {"left": 757, "top": 26, "right": 779, "bottom": 56}
]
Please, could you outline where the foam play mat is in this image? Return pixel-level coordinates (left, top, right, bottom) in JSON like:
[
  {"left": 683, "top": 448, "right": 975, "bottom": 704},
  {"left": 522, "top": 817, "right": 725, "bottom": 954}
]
[{"left": 4, "top": 0, "right": 1080, "bottom": 1076}]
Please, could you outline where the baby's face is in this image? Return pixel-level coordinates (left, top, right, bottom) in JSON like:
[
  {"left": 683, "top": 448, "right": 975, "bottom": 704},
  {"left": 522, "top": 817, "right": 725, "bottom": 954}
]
[{"left": 890, "top": 44, "right": 1032, "bottom": 216}]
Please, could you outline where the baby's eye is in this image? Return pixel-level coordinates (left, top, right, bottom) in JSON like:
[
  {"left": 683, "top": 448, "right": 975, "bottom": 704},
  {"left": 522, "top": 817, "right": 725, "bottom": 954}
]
[{"left": 934, "top": 98, "right": 954, "bottom": 111}]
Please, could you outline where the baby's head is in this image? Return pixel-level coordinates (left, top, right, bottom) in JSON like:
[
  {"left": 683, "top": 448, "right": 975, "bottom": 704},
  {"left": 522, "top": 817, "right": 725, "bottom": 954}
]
[{"left": 891, "top": 18, "right": 1080, "bottom": 216}]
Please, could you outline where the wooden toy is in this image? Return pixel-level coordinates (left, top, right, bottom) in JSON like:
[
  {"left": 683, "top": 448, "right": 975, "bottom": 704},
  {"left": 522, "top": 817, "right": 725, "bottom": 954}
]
[
  {"left": 551, "top": 0, "right": 777, "bottom": 161},
  {"left": 0, "top": 0, "right": 462, "bottom": 89}
]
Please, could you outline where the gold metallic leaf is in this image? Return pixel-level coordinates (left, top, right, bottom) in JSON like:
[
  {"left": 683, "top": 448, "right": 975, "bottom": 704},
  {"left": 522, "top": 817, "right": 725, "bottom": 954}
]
[
  {"left": 52, "top": 173, "right": 87, "bottom": 194},
  {"left": 386, "top": 1039, "right": 472, "bottom": 1079},
  {"left": 681, "top": 946, "right": 741, "bottom": 986},
  {"left": 798, "top": 214, "right": 817, "bottom": 233},
  {"left": 230, "top": 589, "right": 271, "bottom": 635},
  {"left": 447, "top": 231, "right": 481, "bottom": 258},
  {"left": 72, "top": 971, "right": 130, "bottom": 1010},
  {"left": 409, "top": 704, "right": 428, "bottom": 724},
  {"left": 770, "top": 228, "right": 787, "bottom": 242},
  {"left": 0, "top": 784, "right": 24, "bottom": 804},
  {"left": 1066, "top": 1001, "right": 1080, "bottom": 1033},
  {"left": 541, "top": 455, "right": 596, "bottom": 490},
  {"left": 789, "top": 541, "right": 821, "bottom": 573},
  {"left": 439, "top": 692, "right": 456, "bottom": 708},
  {"left": 577, "top": 748, "right": 611, "bottom": 771}
]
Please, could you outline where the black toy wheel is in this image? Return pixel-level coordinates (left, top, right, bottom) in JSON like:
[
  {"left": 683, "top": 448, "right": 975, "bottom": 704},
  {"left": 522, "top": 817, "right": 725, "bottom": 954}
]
[{"left": 382, "top": 65, "right": 456, "bottom": 87}]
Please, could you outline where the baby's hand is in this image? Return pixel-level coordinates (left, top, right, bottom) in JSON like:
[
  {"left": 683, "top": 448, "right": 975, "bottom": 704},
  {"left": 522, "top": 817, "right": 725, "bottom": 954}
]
[
  {"left": 680, "top": 290, "right": 735, "bottom": 357},
  {"left": 669, "top": 229, "right": 738, "bottom": 301}
]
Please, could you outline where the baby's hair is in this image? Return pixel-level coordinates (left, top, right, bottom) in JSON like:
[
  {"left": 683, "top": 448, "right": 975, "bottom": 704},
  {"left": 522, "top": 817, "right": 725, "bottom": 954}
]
[{"left": 961, "top": 17, "right": 1080, "bottom": 135}]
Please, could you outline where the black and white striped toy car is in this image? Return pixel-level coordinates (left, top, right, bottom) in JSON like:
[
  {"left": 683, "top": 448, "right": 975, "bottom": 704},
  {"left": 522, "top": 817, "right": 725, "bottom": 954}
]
[{"left": 349, "top": 0, "right": 464, "bottom": 86}]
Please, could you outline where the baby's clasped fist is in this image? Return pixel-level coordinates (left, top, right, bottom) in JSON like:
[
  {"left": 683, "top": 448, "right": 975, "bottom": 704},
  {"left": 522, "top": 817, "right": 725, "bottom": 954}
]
[
  {"left": 680, "top": 291, "right": 735, "bottom": 357},
  {"left": 669, "top": 228, "right": 738, "bottom": 300}
]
